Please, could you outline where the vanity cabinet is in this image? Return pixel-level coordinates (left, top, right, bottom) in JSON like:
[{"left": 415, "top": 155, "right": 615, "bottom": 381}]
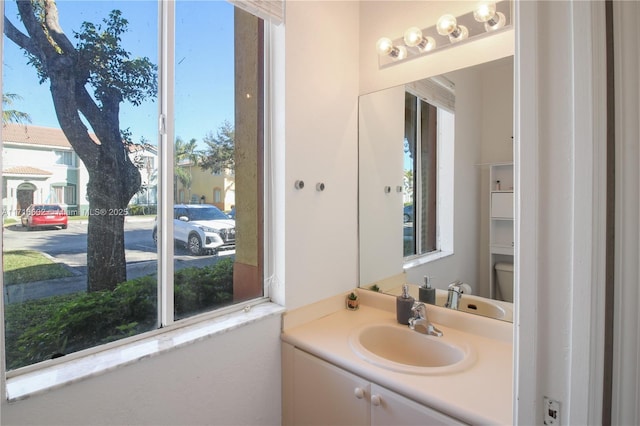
[
  {"left": 283, "top": 344, "right": 465, "bottom": 425},
  {"left": 489, "top": 163, "right": 514, "bottom": 299}
]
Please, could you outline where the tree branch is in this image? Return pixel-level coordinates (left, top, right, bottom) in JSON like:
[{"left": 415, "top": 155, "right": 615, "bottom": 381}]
[
  {"left": 3, "top": 15, "right": 39, "bottom": 57},
  {"left": 75, "top": 84, "right": 105, "bottom": 129},
  {"left": 42, "top": 0, "right": 77, "bottom": 54},
  {"left": 15, "top": 0, "right": 57, "bottom": 61}
]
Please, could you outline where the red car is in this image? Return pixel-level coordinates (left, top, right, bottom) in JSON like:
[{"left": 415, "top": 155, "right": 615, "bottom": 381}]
[{"left": 21, "top": 204, "right": 68, "bottom": 230}]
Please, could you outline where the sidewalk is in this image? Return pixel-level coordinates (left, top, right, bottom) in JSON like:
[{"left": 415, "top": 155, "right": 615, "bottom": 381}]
[{"left": 4, "top": 261, "right": 155, "bottom": 304}]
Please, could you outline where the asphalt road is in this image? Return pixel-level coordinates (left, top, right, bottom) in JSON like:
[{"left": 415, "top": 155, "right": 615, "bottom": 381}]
[
  {"left": 3, "top": 217, "right": 158, "bottom": 272},
  {"left": 2, "top": 217, "right": 234, "bottom": 303}
]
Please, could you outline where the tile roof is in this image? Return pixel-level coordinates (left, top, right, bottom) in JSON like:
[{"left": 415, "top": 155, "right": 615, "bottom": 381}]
[
  {"left": 2, "top": 123, "right": 100, "bottom": 147},
  {"left": 4, "top": 166, "right": 53, "bottom": 176}
]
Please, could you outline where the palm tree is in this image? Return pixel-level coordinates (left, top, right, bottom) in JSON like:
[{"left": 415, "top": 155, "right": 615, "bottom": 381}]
[
  {"left": 174, "top": 137, "right": 200, "bottom": 203},
  {"left": 2, "top": 93, "right": 31, "bottom": 125}
]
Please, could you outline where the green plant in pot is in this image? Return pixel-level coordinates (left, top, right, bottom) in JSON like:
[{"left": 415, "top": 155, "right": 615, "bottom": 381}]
[{"left": 346, "top": 291, "right": 359, "bottom": 310}]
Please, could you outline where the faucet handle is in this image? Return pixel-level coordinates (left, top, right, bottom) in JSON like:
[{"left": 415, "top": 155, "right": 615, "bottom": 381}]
[{"left": 411, "top": 302, "right": 426, "bottom": 317}]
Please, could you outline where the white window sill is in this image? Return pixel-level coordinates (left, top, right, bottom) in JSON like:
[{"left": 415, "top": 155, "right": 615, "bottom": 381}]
[
  {"left": 403, "top": 250, "right": 454, "bottom": 270},
  {"left": 5, "top": 301, "right": 285, "bottom": 401}
]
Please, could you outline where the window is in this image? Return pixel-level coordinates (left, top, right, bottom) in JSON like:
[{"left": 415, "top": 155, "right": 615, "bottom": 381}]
[
  {"left": 403, "top": 79, "right": 455, "bottom": 263},
  {"left": 51, "top": 184, "right": 77, "bottom": 206},
  {"left": 2, "top": 0, "right": 268, "bottom": 374},
  {"left": 55, "top": 150, "right": 75, "bottom": 166},
  {"left": 403, "top": 92, "right": 438, "bottom": 257}
]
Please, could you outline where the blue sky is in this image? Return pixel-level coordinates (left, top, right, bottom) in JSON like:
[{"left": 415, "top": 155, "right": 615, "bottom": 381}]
[{"left": 3, "top": 0, "right": 235, "bottom": 147}]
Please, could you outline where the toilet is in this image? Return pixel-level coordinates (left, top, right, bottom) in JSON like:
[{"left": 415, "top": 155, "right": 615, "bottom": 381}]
[{"left": 494, "top": 262, "right": 514, "bottom": 302}]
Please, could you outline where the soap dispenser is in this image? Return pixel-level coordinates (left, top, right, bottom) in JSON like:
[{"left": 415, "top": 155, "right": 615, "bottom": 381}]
[
  {"left": 396, "top": 284, "right": 415, "bottom": 325},
  {"left": 419, "top": 276, "right": 436, "bottom": 305}
]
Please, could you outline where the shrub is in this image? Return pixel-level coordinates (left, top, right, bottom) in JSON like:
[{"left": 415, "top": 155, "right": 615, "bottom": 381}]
[
  {"left": 127, "top": 204, "right": 157, "bottom": 216},
  {"left": 4, "top": 258, "right": 234, "bottom": 370}
]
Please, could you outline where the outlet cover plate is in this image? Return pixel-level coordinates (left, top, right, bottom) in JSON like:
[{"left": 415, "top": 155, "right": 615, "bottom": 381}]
[{"left": 543, "top": 396, "right": 560, "bottom": 425}]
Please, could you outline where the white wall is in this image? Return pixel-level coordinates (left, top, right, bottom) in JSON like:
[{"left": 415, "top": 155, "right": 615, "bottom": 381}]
[
  {"left": 358, "top": 86, "right": 405, "bottom": 285},
  {"left": 1, "top": 315, "right": 282, "bottom": 425},
  {"left": 515, "top": 1, "right": 607, "bottom": 424},
  {"left": 612, "top": 1, "right": 640, "bottom": 424},
  {"left": 280, "top": 1, "right": 360, "bottom": 309}
]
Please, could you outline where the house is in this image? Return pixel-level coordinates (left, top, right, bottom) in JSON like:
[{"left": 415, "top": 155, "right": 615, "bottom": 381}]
[
  {"left": 174, "top": 159, "right": 235, "bottom": 212},
  {"left": 1, "top": 123, "right": 157, "bottom": 215},
  {"left": 1, "top": 1, "right": 639, "bottom": 425},
  {"left": 1, "top": 123, "right": 85, "bottom": 215}
]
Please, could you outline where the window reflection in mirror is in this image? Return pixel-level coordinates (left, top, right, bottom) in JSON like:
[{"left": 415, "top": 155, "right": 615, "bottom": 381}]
[{"left": 403, "top": 92, "right": 438, "bottom": 258}]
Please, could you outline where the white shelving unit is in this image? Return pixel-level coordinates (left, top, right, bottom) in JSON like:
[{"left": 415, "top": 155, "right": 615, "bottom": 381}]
[{"left": 489, "top": 163, "right": 514, "bottom": 300}]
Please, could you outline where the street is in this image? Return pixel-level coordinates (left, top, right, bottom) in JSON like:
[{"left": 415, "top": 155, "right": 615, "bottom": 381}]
[
  {"left": 2, "top": 217, "right": 229, "bottom": 273},
  {"left": 3, "top": 217, "right": 234, "bottom": 303},
  {"left": 3, "top": 217, "right": 157, "bottom": 270}
]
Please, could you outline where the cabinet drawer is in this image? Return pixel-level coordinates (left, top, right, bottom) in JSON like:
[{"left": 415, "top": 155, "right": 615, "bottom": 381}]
[{"left": 491, "top": 192, "right": 513, "bottom": 219}]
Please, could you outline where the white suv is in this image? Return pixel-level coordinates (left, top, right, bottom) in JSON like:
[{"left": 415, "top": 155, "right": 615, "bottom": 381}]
[{"left": 153, "top": 204, "right": 236, "bottom": 255}]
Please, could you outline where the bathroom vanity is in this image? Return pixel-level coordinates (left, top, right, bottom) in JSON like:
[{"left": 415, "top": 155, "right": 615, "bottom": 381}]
[{"left": 281, "top": 290, "right": 512, "bottom": 425}]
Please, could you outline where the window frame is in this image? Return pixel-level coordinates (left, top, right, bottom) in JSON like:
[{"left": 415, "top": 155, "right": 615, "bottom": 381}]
[
  {"left": 0, "top": 0, "right": 278, "bottom": 400},
  {"left": 402, "top": 88, "right": 455, "bottom": 270}
]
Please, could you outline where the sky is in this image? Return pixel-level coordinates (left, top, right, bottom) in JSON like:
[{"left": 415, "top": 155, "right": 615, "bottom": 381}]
[{"left": 2, "top": 0, "right": 236, "bottom": 148}]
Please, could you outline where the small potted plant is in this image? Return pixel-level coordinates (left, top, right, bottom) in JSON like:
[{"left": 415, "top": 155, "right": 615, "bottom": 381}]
[{"left": 346, "top": 291, "right": 359, "bottom": 310}]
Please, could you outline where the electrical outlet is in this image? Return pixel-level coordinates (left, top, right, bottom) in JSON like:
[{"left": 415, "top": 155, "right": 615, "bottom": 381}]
[{"left": 543, "top": 396, "right": 560, "bottom": 425}]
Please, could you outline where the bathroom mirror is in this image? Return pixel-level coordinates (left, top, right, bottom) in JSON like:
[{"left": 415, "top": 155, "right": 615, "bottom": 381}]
[{"left": 358, "top": 56, "right": 514, "bottom": 322}]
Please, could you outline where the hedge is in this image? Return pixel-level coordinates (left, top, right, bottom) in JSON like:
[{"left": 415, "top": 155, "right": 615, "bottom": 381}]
[{"left": 4, "top": 258, "right": 234, "bottom": 370}]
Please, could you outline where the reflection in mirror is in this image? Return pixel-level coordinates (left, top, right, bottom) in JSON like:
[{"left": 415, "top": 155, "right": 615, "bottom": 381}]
[{"left": 359, "top": 56, "right": 514, "bottom": 322}]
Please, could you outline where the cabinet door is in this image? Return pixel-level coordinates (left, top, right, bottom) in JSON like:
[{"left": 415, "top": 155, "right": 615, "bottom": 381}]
[
  {"left": 491, "top": 192, "right": 514, "bottom": 218},
  {"left": 290, "top": 349, "right": 370, "bottom": 426},
  {"left": 370, "top": 384, "right": 466, "bottom": 426}
]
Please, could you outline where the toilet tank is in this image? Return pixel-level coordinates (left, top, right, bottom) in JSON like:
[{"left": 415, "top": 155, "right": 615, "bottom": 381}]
[{"left": 494, "top": 262, "right": 514, "bottom": 302}]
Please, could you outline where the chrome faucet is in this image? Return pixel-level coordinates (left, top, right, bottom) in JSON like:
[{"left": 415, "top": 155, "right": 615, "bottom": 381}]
[
  {"left": 445, "top": 281, "right": 463, "bottom": 310},
  {"left": 408, "top": 302, "right": 443, "bottom": 337}
]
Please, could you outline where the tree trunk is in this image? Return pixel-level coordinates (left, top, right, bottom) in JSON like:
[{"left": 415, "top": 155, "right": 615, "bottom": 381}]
[{"left": 85, "top": 136, "right": 141, "bottom": 292}]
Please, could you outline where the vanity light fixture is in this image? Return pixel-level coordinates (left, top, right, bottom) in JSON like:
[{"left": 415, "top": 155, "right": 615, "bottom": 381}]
[
  {"left": 376, "top": 0, "right": 511, "bottom": 68},
  {"left": 436, "top": 14, "right": 468, "bottom": 43},
  {"left": 376, "top": 37, "right": 408, "bottom": 61},
  {"left": 473, "top": 1, "right": 506, "bottom": 32}
]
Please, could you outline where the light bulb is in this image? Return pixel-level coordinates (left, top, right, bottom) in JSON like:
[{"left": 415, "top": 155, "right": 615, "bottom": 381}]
[
  {"left": 437, "top": 14, "right": 468, "bottom": 43},
  {"left": 394, "top": 45, "right": 408, "bottom": 61},
  {"left": 421, "top": 36, "right": 436, "bottom": 52},
  {"left": 474, "top": 2, "right": 497, "bottom": 22},
  {"left": 484, "top": 11, "right": 506, "bottom": 31},
  {"left": 376, "top": 37, "right": 394, "bottom": 56},
  {"left": 449, "top": 25, "right": 468, "bottom": 43},
  {"left": 403, "top": 27, "right": 436, "bottom": 52},
  {"left": 376, "top": 37, "right": 407, "bottom": 60},
  {"left": 436, "top": 14, "right": 458, "bottom": 36},
  {"left": 474, "top": 2, "right": 506, "bottom": 32},
  {"left": 403, "top": 27, "right": 424, "bottom": 47}
]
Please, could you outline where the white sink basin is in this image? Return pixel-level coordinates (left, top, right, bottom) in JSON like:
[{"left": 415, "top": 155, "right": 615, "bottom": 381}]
[
  {"left": 436, "top": 293, "right": 513, "bottom": 322},
  {"left": 348, "top": 323, "right": 476, "bottom": 375}
]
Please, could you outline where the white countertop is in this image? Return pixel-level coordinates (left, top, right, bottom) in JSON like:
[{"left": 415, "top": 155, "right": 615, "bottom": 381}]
[{"left": 282, "top": 290, "right": 513, "bottom": 425}]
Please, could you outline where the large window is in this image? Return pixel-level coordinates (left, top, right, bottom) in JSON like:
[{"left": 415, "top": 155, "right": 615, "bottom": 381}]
[{"left": 2, "top": 1, "right": 267, "bottom": 372}]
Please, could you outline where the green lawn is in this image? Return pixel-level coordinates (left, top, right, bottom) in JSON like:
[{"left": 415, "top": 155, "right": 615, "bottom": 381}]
[{"left": 3, "top": 250, "right": 74, "bottom": 285}]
